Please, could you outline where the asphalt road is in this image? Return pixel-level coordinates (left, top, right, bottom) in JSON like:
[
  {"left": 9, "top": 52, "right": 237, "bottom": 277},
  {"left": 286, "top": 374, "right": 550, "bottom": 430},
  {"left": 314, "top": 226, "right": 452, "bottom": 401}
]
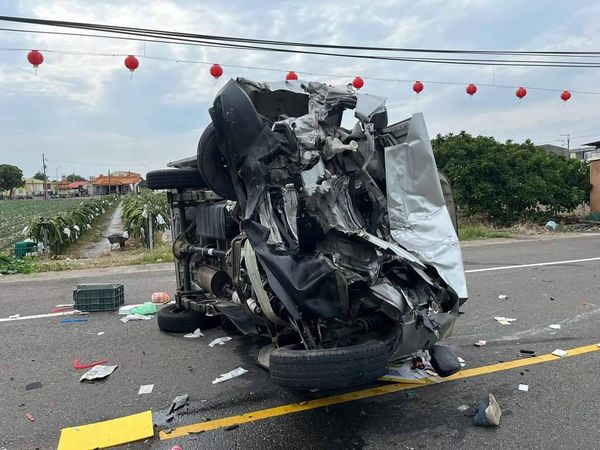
[{"left": 1, "top": 233, "right": 599, "bottom": 449}]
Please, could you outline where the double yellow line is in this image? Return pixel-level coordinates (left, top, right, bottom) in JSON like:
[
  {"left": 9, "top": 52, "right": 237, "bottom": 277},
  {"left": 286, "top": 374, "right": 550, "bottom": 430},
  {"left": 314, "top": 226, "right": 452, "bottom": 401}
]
[{"left": 160, "top": 343, "right": 600, "bottom": 440}]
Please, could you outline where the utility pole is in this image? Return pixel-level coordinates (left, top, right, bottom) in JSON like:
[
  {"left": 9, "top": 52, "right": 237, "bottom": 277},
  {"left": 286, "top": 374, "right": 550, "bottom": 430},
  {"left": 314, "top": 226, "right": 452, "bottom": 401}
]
[
  {"left": 41, "top": 153, "right": 48, "bottom": 199},
  {"left": 561, "top": 133, "right": 571, "bottom": 152},
  {"left": 108, "top": 169, "right": 111, "bottom": 196}
]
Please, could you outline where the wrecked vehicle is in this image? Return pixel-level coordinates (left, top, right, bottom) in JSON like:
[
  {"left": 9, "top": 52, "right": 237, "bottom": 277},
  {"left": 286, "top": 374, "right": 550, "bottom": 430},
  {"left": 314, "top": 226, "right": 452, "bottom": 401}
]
[{"left": 147, "top": 78, "right": 467, "bottom": 389}]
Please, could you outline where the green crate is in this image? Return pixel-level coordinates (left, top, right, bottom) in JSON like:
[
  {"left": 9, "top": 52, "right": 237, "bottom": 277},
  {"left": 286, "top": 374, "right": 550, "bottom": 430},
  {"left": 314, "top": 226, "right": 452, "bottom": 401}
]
[
  {"left": 14, "top": 241, "right": 38, "bottom": 259},
  {"left": 73, "top": 283, "right": 124, "bottom": 312}
]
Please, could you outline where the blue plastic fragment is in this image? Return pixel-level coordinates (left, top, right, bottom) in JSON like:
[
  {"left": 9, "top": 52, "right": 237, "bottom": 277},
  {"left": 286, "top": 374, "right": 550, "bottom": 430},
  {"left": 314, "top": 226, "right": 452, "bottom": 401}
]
[{"left": 60, "top": 319, "right": 88, "bottom": 323}]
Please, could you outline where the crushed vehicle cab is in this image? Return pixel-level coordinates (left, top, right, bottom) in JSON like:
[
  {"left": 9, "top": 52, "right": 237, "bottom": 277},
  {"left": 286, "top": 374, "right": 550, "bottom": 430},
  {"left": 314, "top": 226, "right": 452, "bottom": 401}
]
[{"left": 147, "top": 78, "right": 467, "bottom": 389}]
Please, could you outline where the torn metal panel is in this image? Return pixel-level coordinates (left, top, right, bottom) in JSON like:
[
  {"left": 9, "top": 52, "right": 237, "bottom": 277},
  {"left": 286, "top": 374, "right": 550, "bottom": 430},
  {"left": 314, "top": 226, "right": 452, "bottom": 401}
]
[{"left": 383, "top": 113, "right": 468, "bottom": 300}]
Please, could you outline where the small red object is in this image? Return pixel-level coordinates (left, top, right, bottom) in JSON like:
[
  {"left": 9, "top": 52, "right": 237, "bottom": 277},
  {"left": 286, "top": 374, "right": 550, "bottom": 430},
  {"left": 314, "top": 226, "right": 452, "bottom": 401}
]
[
  {"left": 516, "top": 86, "right": 527, "bottom": 99},
  {"left": 560, "top": 90, "right": 571, "bottom": 102},
  {"left": 352, "top": 76, "right": 364, "bottom": 89},
  {"left": 466, "top": 83, "right": 477, "bottom": 96},
  {"left": 26, "top": 413, "right": 35, "bottom": 422},
  {"left": 151, "top": 292, "right": 170, "bottom": 304},
  {"left": 170, "top": 446, "right": 183, "bottom": 450},
  {"left": 52, "top": 306, "right": 73, "bottom": 313},
  {"left": 73, "top": 359, "right": 108, "bottom": 370},
  {"left": 413, "top": 80, "right": 424, "bottom": 94},
  {"left": 124, "top": 55, "right": 139, "bottom": 72},
  {"left": 27, "top": 50, "right": 44, "bottom": 68},
  {"left": 210, "top": 63, "right": 223, "bottom": 79},
  {"left": 286, "top": 71, "right": 298, "bottom": 81}
]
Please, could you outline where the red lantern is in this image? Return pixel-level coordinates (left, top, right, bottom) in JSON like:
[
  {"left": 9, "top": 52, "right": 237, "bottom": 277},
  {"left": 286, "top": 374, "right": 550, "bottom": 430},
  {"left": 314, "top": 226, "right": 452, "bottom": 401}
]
[
  {"left": 560, "top": 90, "right": 571, "bottom": 102},
  {"left": 413, "top": 80, "right": 424, "bottom": 94},
  {"left": 466, "top": 83, "right": 477, "bottom": 96},
  {"left": 210, "top": 64, "right": 223, "bottom": 79},
  {"left": 27, "top": 50, "right": 44, "bottom": 68},
  {"left": 516, "top": 86, "right": 527, "bottom": 99},
  {"left": 124, "top": 55, "right": 139, "bottom": 72},
  {"left": 352, "top": 76, "right": 364, "bottom": 89},
  {"left": 286, "top": 71, "right": 298, "bottom": 81}
]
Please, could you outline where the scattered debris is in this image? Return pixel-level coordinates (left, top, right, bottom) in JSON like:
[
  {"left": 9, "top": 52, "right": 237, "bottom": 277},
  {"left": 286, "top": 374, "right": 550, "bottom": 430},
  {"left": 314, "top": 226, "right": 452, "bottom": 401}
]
[
  {"left": 52, "top": 306, "right": 73, "bottom": 313},
  {"left": 225, "top": 424, "right": 239, "bottom": 431},
  {"left": 208, "top": 336, "right": 233, "bottom": 347},
  {"left": 472, "top": 394, "right": 501, "bottom": 426},
  {"left": 212, "top": 367, "right": 247, "bottom": 384},
  {"left": 25, "top": 382, "right": 42, "bottom": 391},
  {"left": 168, "top": 394, "right": 190, "bottom": 414},
  {"left": 79, "top": 365, "right": 118, "bottom": 382},
  {"left": 457, "top": 404, "right": 470, "bottom": 412},
  {"left": 56, "top": 303, "right": 74, "bottom": 308},
  {"left": 25, "top": 413, "right": 35, "bottom": 422},
  {"left": 494, "top": 316, "right": 517, "bottom": 325},
  {"left": 138, "top": 384, "right": 154, "bottom": 395},
  {"left": 458, "top": 357, "right": 466, "bottom": 367},
  {"left": 151, "top": 292, "right": 171, "bottom": 304},
  {"left": 551, "top": 349, "right": 568, "bottom": 357},
  {"left": 152, "top": 411, "right": 174, "bottom": 428},
  {"left": 73, "top": 359, "right": 108, "bottom": 370},
  {"left": 382, "top": 360, "right": 437, "bottom": 383},
  {"left": 184, "top": 328, "right": 204, "bottom": 338},
  {"left": 169, "top": 445, "right": 183, "bottom": 450},
  {"left": 498, "top": 294, "right": 508, "bottom": 300},
  {"left": 405, "top": 390, "right": 417, "bottom": 399},
  {"left": 130, "top": 302, "right": 158, "bottom": 316},
  {"left": 474, "top": 340, "right": 487, "bottom": 347},
  {"left": 97, "top": 332, "right": 105, "bottom": 336},
  {"left": 518, "top": 383, "right": 529, "bottom": 392},
  {"left": 545, "top": 220, "right": 558, "bottom": 231},
  {"left": 120, "top": 314, "right": 152, "bottom": 323},
  {"left": 60, "top": 318, "right": 88, "bottom": 323},
  {"left": 549, "top": 324, "right": 561, "bottom": 330},
  {"left": 9, "top": 314, "right": 21, "bottom": 319},
  {"left": 118, "top": 304, "right": 144, "bottom": 315},
  {"left": 519, "top": 349, "right": 535, "bottom": 356}
]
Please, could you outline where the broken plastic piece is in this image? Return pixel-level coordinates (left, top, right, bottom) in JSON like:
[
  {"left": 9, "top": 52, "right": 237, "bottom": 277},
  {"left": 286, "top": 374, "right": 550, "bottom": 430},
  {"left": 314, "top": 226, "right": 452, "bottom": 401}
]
[
  {"left": 494, "top": 316, "right": 516, "bottom": 325},
  {"left": 551, "top": 349, "right": 567, "bottom": 357},
  {"left": 25, "top": 413, "right": 35, "bottom": 422},
  {"left": 519, "top": 349, "right": 535, "bottom": 355},
  {"left": 80, "top": 365, "right": 118, "bottom": 382},
  {"left": 25, "top": 382, "right": 42, "bottom": 391},
  {"left": 130, "top": 302, "right": 158, "bottom": 316},
  {"left": 549, "top": 324, "right": 561, "bottom": 330},
  {"left": 120, "top": 314, "right": 152, "bottom": 323},
  {"left": 184, "top": 328, "right": 204, "bottom": 338},
  {"left": 97, "top": 331, "right": 105, "bottom": 336},
  {"left": 208, "top": 336, "right": 232, "bottom": 347},
  {"left": 138, "top": 384, "right": 154, "bottom": 395},
  {"left": 73, "top": 359, "right": 108, "bottom": 370},
  {"left": 168, "top": 394, "right": 189, "bottom": 414},
  {"left": 212, "top": 367, "right": 247, "bottom": 384},
  {"left": 474, "top": 340, "right": 487, "bottom": 347},
  {"left": 518, "top": 383, "right": 529, "bottom": 392},
  {"left": 457, "top": 404, "right": 470, "bottom": 412},
  {"left": 472, "top": 394, "right": 501, "bottom": 426},
  {"left": 118, "top": 304, "right": 145, "bottom": 315},
  {"left": 498, "top": 294, "right": 508, "bottom": 300},
  {"left": 60, "top": 319, "right": 88, "bottom": 323}
]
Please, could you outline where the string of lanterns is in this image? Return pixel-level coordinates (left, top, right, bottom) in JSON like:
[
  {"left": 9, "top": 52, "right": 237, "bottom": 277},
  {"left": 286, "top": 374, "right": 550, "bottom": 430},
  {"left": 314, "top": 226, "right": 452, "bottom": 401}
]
[{"left": 24, "top": 49, "right": 575, "bottom": 102}]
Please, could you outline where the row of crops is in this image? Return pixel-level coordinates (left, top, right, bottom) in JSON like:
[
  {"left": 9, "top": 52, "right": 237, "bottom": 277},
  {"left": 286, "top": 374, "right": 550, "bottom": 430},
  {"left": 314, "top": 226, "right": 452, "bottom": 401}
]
[
  {"left": 26, "top": 195, "right": 118, "bottom": 254},
  {"left": 121, "top": 191, "right": 170, "bottom": 247}
]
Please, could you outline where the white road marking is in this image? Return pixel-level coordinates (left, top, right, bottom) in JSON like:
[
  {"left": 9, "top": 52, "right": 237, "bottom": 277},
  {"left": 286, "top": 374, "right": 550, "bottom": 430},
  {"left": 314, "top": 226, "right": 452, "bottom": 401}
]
[
  {"left": 465, "top": 256, "right": 600, "bottom": 273},
  {"left": 0, "top": 311, "right": 77, "bottom": 323}
]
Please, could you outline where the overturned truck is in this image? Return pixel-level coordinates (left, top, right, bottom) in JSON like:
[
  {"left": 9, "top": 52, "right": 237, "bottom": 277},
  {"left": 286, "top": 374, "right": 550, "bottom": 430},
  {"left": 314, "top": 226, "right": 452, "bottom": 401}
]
[{"left": 147, "top": 78, "right": 468, "bottom": 389}]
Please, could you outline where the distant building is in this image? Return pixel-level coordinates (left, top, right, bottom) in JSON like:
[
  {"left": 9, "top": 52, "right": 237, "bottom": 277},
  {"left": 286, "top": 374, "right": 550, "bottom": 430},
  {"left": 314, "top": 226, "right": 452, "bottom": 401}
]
[
  {"left": 12, "top": 178, "right": 58, "bottom": 198},
  {"left": 92, "top": 171, "right": 143, "bottom": 195}
]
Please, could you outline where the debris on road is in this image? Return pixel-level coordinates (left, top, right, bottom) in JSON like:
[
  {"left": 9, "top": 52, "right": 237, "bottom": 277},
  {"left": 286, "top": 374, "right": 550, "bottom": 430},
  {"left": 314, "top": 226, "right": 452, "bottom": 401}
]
[
  {"left": 152, "top": 410, "right": 174, "bottom": 428},
  {"left": 549, "top": 324, "right": 561, "bottom": 330},
  {"left": 52, "top": 306, "right": 74, "bottom": 313},
  {"left": 130, "top": 302, "right": 158, "bottom": 316},
  {"left": 56, "top": 303, "right": 74, "bottom": 308},
  {"left": 212, "top": 367, "right": 247, "bottom": 384},
  {"left": 457, "top": 404, "right": 470, "bottom": 412},
  {"left": 552, "top": 349, "right": 568, "bottom": 357},
  {"left": 73, "top": 359, "right": 108, "bottom": 370},
  {"left": 405, "top": 390, "right": 417, "bottom": 399},
  {"left": 225, "top": 424, "right": 239, "bottom": 431},
  {"left": 168, "top": 394, "right": 190, "bottom": 414},
  {"left": 25, "top": 382, "right": 42, "bottom": 391},
  {"left": 120, "top": 314, "right": 152, "bottom": 323},
  {"left": 9, "top": 314, "right": 20, "bottom": 319},
  {"left": 138, "top": 384, "right": 154, "bottom": 395},
  {"left": 208, "top": 336, "right": 232, "bottom": 347},
  {"left": 25, "top": 413, "right": 35, "bottom": 422},
  {"left": 97, "top": 331, "right": 105, "bottom": 336},
  {"left": 494, "top": 316, "right": 517, "bottom": 325},
  {"left": 498, "top": 294, "right": 508, "bottom": 300},
  {"left": 518, "top": 383, "right": 529, "bottom": 392},
  {"left": 118, "top": 304, "right": 143, "bottom": 314},
  {"left": 519, "top": 349, "right": 535, "bottom": 356},
  {"left": 151, "top": 292, "right": 171, "bottom": 304},
  {"left": 170, "top": 445, "right": 183, "bottom": 450},
  {"left": 545, "top": 220, "right": 558, "bottom": 231},
  {"left": 458, "top": 357, "right": 466, "bottom": 367},
  {"left": 60, "top": 318, "right": 88, "bottom": 323},
  {"left": 382, "top": 361, "right": 437, "bottom": 383},
  {"left": 472, "top": 394, "right": 501, "bottom": 426},
  {"left": 79, "top": 365, "right": 118, "bottom": 382},
  {"left": 184, "top": 328, "right": 204, "bottom": 338},
  {"left": 474, "top": 340, "right": 487, "bottom": 347}
]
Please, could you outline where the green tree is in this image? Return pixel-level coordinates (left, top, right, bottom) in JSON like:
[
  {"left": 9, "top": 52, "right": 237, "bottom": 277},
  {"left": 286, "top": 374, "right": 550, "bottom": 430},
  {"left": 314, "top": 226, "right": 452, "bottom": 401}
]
[
  {"left": 0, "top": 164, "right": 25, "bottom": 198},
  {"left": 66, "top": 173, "right": 85, "bottom": 182},
  {"left": 432, "top": 132, "right": 589, "bottom": 224},
  {"left": 33, "top": 171, "right": 48, "bottom": 181}
]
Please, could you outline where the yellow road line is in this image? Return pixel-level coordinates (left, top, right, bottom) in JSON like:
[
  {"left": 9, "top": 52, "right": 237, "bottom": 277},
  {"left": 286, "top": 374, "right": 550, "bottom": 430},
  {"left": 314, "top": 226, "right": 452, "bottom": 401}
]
[{"left": 160, "top": 343, "right": 600, "bottom": 440}]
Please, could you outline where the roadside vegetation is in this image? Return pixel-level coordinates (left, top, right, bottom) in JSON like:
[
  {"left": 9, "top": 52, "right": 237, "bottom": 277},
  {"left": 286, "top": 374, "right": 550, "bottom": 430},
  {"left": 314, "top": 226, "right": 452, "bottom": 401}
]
[{"left": 122, "top": 191, "right": 170, "bottom": 247}]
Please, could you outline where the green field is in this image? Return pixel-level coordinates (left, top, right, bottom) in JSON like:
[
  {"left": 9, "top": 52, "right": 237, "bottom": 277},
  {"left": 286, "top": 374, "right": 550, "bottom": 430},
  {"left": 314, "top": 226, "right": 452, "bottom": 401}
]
[{"left": 0, "top": 198, "right": 88, "bottom": 252}]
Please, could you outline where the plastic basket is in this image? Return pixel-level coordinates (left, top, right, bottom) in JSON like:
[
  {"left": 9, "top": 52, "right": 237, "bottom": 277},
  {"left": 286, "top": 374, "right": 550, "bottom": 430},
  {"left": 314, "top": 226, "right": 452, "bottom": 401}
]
[
  {"left": 14, "top": 241, "right": 38, "bottom": 259},
  {"left": 73, "top": 283, "right": 124, "bottom": 312}
]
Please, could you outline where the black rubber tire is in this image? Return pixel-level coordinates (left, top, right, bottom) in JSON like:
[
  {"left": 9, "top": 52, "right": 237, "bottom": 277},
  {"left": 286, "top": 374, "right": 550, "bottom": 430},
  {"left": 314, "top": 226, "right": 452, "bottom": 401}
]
[
  {"left": 146, "top": 168, "right": 206, "bottom": 190},
  {"left": 197, "top": 123, "right": 237, "bottom": 200},
  {"left": 157, "top": 304, "right": 220, "bottom": 333},
  {"left": 269, "top": 341, "right": 389, "bottom": 390}
]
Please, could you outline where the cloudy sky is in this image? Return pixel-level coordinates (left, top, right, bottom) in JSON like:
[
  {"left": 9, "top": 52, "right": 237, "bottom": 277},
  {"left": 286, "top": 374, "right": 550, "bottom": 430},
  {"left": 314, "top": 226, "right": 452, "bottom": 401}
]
[{"left": 1, "top": 0, "right": 600, "bottom": 179}]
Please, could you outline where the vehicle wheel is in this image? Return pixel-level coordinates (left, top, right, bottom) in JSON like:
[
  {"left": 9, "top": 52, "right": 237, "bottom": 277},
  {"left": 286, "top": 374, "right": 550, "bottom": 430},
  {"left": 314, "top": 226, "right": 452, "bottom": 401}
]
[
  {"left": 157, "top": 304, "right": 220, "bottom": 333},
  {"left": 197, "top": 123, "right": 237, "bottom": 200},
  {"left": 146, "top": 168, "right": 206, "bottom": 190},
  {"left": 269, "top": 341, "right": 389, "bottom": 389}
]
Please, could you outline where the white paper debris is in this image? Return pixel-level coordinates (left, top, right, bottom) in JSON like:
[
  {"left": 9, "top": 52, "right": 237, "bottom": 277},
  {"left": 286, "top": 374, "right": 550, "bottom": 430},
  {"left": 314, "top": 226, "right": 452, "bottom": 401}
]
[
  {"left": 184, "top": 328, "right": 204, "bottom": 338},
  {"left": 80, "top": 365, "right": 118, "bottom": 382},
  {"left": 55, "top": 304, "right": 74, "bottom": 308},
  {"left": 458, "top": 356, "right": 466, "bottom": 367},
  {"left": 457, "top": 404, "right": 470, "bottom": 412},
  {"left": 209, "top": 336, "right": 233, "bottom": 347},
  {"left": 383, "top": 362, "right": 434, "bottom": 383},
  {"left": 97, "top": 332, "right": 105, "bottom": 336},
  {"left": 552, "top": 349, "right": 567, "bottom": 357},
  {"left": 498, "top": 294, "right": 508, "bottom": 300},
  {"left": 474, "top": 340, "right": 487, "bottom": 347},
  {"left": 212, "top": 367, "right": 247, "bottom": 384},
  {"left": 518, "top": 384, "right": 529, "bottom": 392},
  {"left": 549, "top": 324, "right": 561, "bottom": 330},
  {"left": 118, "top": 304, "right": 144, "bottom": 315},
  {"left": 138, "top": 384, "right": 154, "bottom": 394},
  {"left": 494, "top": 316, "right": 517, "bottom": 325},
  {"left": 120, "top": 314, "right": 152, "bottom": 323}
]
